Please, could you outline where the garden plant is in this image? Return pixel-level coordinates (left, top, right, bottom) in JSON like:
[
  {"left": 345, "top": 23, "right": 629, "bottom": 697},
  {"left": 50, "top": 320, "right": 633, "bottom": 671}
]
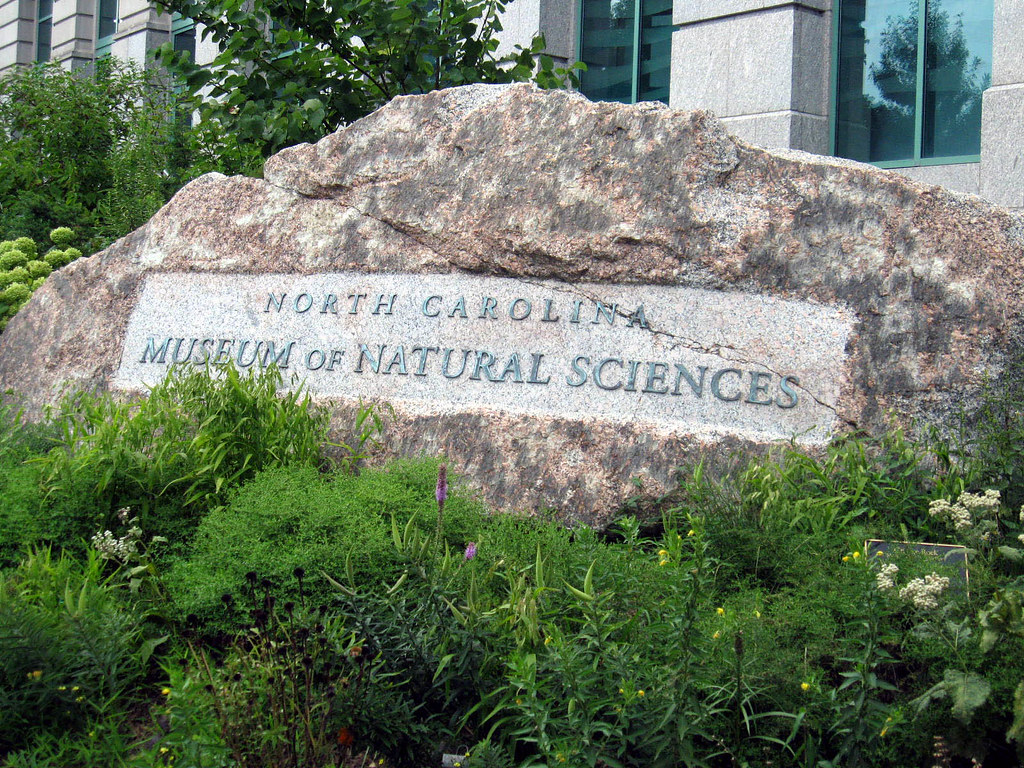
[{"left": 1, "top": 362, "right": 1024, "bottom": 766}]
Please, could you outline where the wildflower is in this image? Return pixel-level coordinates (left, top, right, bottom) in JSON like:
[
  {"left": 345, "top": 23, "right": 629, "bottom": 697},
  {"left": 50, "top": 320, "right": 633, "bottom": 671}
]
[
  {"left": 713, "top": 631, "right": 721, "bottom": 640},
  {"left": 162, "top": 687, "right": 171, "bottom": 696},
  {"left": 852, "top": 550, "right": 860, "bottom": 559},
  {"left": 658, "top": 549, "right": 668, "bottom": 557},
  {"left": 76, "top": 696, "right": 85, "bottom": 702},
  {"left": 899, "top": 573, "right": 950, "bottom": 610},
  {"left": 716, "top": 606, "right": 725, "bottom": 616},
  {"left": 842, "top": 556, "right": 850, "bottom": 562},
  {"left": 27, "top": 670, "right": 42, "bottom": 680},
  {"left": 801, "top": 682, "right": 810, "bottom": 692},
  {"left": 687, "top": 529, "right": 695, "bottom": 537},
  {"left": 349, "top": 646, "right": 363, "bottom": 658},
  {"left": 72, "top": 686, "right": 79, "bottom": 692},
  {"left": 337, "top": 727, "right": 354, "bottom": 747},
  {"left": 435, "top": 464, "right": 448, "bottom": 510},
  {"left": 556, "top": 754, "right": 566, "bottom": 763},
  {"left": 160, "top": 748, "right": 170, "bottom": 754},
  {"left": 659, "top": 559, "right": 669, "bottom": 566},
  {"left": 464, "top": 542, "right": 477, "bottom": 560},
  {"left": 516, "top": 698, "right": 523, "bottom": 705},
  {"left": 544, "top": 635, "right": 552, "bottom": 645},
  {"left": 876, "top": 562, "right": 899, "bottom": 591},
  {"left": 637, "top": 689, "right": 645, "bottom": 697},
  {"left": 57, "top": 686, "right": 66, "bottom": 691},
  {"left": 754, "top": 610, "right": 761, "bottom": 619}
]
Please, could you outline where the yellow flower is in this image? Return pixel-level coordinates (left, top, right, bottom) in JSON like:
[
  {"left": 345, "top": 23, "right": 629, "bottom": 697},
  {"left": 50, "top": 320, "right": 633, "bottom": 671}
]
[
  {"left": 76, "top": 696, "right": 85, "bottom": 702},
  {"left": 544, "top": 635, "right": 552, "bottom": 645},
  {"left": 72, "top": 686, "right": 79, "bottom": 692},
  {"left": 713, "top": 631, "right": 721, "bottom": 640},
  {"left": 619, "top": 687, "right": 625, "bottom": 694},
  {"left": 516, "top": 698, "right": 523, "bottom": 706},
  {"left": 852, "top": 551, "right": 861, "bottom": 559},
  {"left": 556, "top": 754, "right": 566, "bottom": 763},
  {"left": 687, "top": 530, "right": 695, "bottom": 537},
  {"left": 716, "top": 607, "right": 725, "bottom": 616},
  {"left": 637, "top": 689, "right": 645, "bottom": 697},
  {"left": 162, "top": 687, "right": 171, "bottom": 696},
  {"left": 880, "top": 727, "right": 888, "bottom": 737},
  {"left": 658, "top": 549, "right": 668, "bottom": 557},
  {"left": 842, "top": 556, "right": 850, "bottom": 562},
  {"left": 754, "top": 610, "right": 762, "bottom": 619},
  {"left": 659, "top": 559, "right": 669, "bottom": 566},
  {"left": 801, "top": 682, "right": 810, "bottom": 692},
  {"left": 160, "top": 748, "right": 170, "bottom": 755},
  {"left": 57, "top": 686, "right": 66, "bottom": 691}
]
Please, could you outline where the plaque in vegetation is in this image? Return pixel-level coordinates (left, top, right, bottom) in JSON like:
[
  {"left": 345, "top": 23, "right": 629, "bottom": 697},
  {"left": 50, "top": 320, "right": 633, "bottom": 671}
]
[{"left": 1, "top": 84, "right": 1023, "bottom": 523}]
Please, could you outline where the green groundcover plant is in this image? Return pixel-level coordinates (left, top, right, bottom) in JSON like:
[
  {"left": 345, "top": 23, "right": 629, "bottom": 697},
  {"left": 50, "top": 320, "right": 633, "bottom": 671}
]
[{"left": 2, "top": 364, "right": 1024, "bottom": 766}]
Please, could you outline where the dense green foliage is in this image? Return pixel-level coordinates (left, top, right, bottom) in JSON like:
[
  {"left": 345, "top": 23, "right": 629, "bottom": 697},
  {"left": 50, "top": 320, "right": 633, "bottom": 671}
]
[
  {"left": 0, "top": 229, "right": 82, "bottom": 332},
  {"left": 154, "top": 0, "right": 581, "bottom": 159},
  {"left": 3, "top": 364, "right": 1024, "bottom": 766},
  {"left": 0, "top": 61, "right": 190, "bottom": 253}
]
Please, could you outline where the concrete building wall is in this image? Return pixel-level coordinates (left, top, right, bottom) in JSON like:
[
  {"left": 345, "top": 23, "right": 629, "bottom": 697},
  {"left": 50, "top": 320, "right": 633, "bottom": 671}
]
[
  {"left": 0, "top": 1, "right": 34, "bottom": 71},
  {"left": 980, "top": 0, "right": 1024, "bottom": 209},
  {"left": 669, "top": 0, "right": 831, "bottom": 155}
]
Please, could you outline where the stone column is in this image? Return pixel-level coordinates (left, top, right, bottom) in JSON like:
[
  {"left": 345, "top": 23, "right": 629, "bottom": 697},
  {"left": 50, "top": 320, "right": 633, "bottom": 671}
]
[
  {"left": 980, "top": 0, "right": 1024, "bottom": 210},
  {"left": 50, "top": 0, "right": 95, "bottom": 69},
  {"left": 0, "top": 0, "right": 35, "bottom": 72},
  {"left": 669, "top": 0, "right": 831, "bottom": 155},
  {"left": 495, "top": 0, "right": 576, "bottom": 68},
  {"left": 109, "top": 0, "right": 169, "bottom": 68}
]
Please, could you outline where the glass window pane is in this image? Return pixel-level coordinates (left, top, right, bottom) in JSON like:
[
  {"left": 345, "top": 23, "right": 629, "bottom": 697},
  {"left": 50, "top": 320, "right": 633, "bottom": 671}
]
[
  {"left": 580, "top": 0, "right": 636, "bottom": 103},
  {"left": 173, "top": 26, "right": 195, "bottom": 58},
  {"left": 835, "top": 0, "right": 918, "bottom": 163},
  {"left": 98, "top": 0, "right": 118, "bottom": 41},
  {"left": 39, "top": 0, "right": 52, "bottom": 20},
  {"left": 922, "top": 0, "right": 992, "bottom": 158},
  {"left": 36, "top": 19, "right": 51, "bottom": 62},
  {"left": 638, "top": 0, "right": 671, "bottom": 103}
]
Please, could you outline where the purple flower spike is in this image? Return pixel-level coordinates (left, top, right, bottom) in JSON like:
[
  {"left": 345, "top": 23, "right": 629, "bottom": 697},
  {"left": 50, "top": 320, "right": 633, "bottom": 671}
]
[
  {"left": 464, "top": 542, "right": 477, "bottom": 560},
  {"left": 436, "top": 464, "right": 448, "bottom": 509}
]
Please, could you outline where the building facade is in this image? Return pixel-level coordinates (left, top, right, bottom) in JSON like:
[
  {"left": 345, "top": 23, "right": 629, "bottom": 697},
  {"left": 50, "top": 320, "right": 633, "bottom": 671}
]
[{"left": 2, "top": 0, "right": 1021, "bottom": 209}]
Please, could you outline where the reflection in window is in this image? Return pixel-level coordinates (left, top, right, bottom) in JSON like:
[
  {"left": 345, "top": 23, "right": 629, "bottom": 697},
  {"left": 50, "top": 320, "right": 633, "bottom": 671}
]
[
  {"left": 579, "top": 0, "right": 671, "bottom": 104},
  {"left": 835, "top": 0, "right": 992, "bottom": 165}
]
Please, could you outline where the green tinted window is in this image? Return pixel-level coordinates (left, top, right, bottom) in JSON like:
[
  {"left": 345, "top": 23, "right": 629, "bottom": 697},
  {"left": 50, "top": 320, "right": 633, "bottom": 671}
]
[
  {"left": 36, "top": 0, "right": 53, "bottom": 62},
  {"left": 579, "top": 0, "right": 671, "bottom": 104},
  {"left": 835, "top": 0, "right": 992, "bottom": 165}
]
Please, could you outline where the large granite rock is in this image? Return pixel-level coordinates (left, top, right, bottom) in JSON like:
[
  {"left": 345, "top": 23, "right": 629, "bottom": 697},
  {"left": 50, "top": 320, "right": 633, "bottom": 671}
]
[{"left": 2, "top": 84, "right": 1023, "bottom": 525}]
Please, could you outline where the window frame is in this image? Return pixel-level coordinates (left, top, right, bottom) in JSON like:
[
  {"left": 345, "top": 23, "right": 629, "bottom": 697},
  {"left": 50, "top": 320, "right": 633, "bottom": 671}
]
[{"left": 829, "top": 0, "right": 986, "bottom": 169}]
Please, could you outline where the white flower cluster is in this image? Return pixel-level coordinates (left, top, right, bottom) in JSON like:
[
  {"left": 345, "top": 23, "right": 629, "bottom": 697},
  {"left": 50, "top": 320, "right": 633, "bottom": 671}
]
[
  {"left": 928, "top": 490, "right": 1001, "bottom": 542},
  {"left": 91, "top": 510, "right": 142, "bottom": 561},
  {"left": 898, "top": 573, "right": 950, "bottom": 610},
  {"left": 876, "top": 562, "right": 899, "bottom": 591}
]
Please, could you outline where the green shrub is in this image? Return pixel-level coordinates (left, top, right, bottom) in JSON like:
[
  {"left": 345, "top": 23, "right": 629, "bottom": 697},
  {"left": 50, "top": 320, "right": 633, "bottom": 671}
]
[
  {"left": 38, "top": 362, "right": 333, "bottom": 537},
  {"left": 169, "top": 458, "right": 485, "bottom": 627},
  {"left": 0, "top": 548, "right": 149, "bottom": 753},
  {"left": 25, "top": 260, "right": 51, "bottom": 279},
  {"left": 0, "top": 61, "right": 191, "bottom": 251},
  {"left": 0, "top": 250, "right": 27, "bottom": 270}
]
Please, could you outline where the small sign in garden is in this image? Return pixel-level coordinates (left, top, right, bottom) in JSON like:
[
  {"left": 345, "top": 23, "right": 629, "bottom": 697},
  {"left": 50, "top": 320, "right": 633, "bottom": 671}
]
[{"left": 2, "top": 84, "right": 1023, "bottom": 523}]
